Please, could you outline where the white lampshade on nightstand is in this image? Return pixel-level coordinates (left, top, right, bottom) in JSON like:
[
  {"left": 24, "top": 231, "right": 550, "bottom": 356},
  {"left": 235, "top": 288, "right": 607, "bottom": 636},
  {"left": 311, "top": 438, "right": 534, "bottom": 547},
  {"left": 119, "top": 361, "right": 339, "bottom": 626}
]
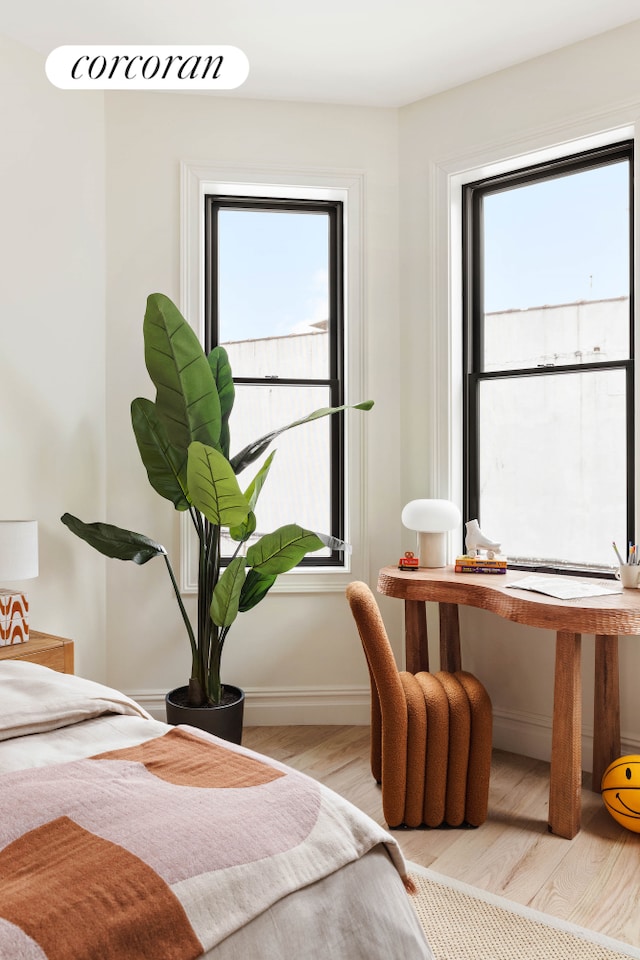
[
  {"left": 401, "top": 500, "right": 461, "bottom": 568},
  {"left": 0, "top": 521, "right": 39, "bottom": 644},
  {"left": 0, "top": 521, "right": 39, "bottom": 580}
]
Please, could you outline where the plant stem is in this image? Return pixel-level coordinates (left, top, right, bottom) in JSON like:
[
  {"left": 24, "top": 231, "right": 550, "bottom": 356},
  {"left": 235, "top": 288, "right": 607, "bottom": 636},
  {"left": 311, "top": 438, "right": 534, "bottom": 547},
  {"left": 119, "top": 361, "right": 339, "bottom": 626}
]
[
  {"left": 202, "top": 519, "right": 213, "bottom": 693},
  {"left": 208, "top": 639, "right": 222, "bottom": 704},
  {"left": 218, "top": 624, "right": 231, "bottom": 661},
  {"left": 162, "top": 553, "right": 196, "bottom": 659},
  {"left": 206, "top": 523, "right": 221, "bottom": 703},
  {"left": 186, "top": 508, "right": 207, "bottom": 704}
]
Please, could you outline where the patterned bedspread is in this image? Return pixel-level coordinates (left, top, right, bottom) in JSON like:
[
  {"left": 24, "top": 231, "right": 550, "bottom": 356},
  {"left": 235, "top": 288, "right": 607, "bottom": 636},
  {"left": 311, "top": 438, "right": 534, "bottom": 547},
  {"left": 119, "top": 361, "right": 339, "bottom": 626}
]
[{"left": 0, "top": 724, "right": 409, "bottom": 959}]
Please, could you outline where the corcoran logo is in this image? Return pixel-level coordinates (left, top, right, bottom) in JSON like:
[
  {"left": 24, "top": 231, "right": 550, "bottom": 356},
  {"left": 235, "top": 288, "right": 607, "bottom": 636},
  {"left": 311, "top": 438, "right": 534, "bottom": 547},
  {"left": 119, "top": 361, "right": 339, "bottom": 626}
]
[{"left": 45, "top": 45, "right": 249, "bottom": 90}]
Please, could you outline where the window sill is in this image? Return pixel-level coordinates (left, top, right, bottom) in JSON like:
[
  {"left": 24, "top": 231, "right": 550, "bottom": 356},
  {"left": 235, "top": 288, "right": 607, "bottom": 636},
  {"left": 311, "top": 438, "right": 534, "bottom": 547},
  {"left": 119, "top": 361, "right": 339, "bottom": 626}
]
[{"left": 508, "top": 561, "right": 617, "bottom": 581}]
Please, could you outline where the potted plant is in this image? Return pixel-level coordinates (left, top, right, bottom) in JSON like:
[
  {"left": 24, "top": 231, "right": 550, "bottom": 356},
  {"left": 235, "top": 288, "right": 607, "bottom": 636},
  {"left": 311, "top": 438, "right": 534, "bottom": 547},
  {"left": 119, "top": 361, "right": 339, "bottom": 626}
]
[{"left": 61, "top": 293, "right": 372, "bottom": 742}]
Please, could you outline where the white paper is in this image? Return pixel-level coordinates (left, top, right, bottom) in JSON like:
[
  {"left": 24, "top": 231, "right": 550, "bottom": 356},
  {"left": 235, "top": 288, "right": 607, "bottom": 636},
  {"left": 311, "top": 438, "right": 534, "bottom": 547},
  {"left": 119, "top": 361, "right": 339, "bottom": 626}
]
[{"left": 505, "top": 575, "right": 622, "bottom": 600}]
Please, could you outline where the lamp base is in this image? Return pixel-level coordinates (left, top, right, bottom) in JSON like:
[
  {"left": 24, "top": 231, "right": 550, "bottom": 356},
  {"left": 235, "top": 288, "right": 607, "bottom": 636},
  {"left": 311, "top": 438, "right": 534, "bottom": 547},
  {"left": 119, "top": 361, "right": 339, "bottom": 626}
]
[
  {"left": 417, "top": 532, "right": 448, "bottom": 568},
  {"left": 0, "top": 590, "right": 29, "bottom": 645}
]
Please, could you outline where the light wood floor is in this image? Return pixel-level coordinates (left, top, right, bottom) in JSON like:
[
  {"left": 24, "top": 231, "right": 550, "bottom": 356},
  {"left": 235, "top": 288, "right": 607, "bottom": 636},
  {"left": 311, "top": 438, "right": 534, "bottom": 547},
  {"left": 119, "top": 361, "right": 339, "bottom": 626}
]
[{"left": 243, "top": 725, "right": 640, "bottom": 947}]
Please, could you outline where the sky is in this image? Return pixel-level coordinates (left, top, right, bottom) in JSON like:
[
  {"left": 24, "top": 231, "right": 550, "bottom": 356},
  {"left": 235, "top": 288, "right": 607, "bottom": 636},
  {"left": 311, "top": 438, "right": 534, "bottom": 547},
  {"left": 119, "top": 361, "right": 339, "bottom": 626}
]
[
  {"left": 483, "top": 159, "right": 630, "bottom": 312},
  {"left": 216, "top": 158, "right": 630, "bottom": 342},
  {"left": 218, "top": 208, "right": 329, "bottom": 343}
]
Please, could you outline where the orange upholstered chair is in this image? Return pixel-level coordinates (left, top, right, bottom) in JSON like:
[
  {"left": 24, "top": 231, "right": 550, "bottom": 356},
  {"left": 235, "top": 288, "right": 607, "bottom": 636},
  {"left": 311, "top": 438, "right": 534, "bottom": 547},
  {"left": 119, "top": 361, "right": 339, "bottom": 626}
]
[{"left": 346, "top": 580, "right": 492, "bottom": 829}]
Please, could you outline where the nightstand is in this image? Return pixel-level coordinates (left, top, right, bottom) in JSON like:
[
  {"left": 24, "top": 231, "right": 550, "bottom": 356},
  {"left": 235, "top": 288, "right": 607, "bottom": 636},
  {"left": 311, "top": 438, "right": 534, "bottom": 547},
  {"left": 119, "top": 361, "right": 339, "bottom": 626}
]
[{"left": 0, "top": 631, "right": 74, "bottom": 674}]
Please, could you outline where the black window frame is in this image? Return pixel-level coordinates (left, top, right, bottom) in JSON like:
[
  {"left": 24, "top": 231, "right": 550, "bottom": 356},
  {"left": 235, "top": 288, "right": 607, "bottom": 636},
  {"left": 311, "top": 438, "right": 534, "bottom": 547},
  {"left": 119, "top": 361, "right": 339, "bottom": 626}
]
[
  {"left": 462, "top": 140, "right": 635, "bottom": 577},
  {"left": 204, "top": 194, "right": 346, "bottom": 567}
]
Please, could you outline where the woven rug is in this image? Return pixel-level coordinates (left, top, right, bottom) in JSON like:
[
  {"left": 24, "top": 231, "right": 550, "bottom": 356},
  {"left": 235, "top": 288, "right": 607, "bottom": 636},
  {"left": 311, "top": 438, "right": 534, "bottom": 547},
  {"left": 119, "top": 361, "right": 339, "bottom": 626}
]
[{"left": 407, "top": 863, "right": 640, "bottom": 960}]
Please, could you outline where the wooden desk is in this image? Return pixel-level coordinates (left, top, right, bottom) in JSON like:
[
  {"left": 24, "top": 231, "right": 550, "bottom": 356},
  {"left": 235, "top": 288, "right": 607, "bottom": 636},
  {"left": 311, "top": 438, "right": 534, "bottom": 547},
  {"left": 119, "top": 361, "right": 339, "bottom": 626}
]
[
  {"left": 0, "top": 631, "right": 74, "bottom": 674},
  {"left": 377, "top": 566, "right": 640, "bottom": 839}
]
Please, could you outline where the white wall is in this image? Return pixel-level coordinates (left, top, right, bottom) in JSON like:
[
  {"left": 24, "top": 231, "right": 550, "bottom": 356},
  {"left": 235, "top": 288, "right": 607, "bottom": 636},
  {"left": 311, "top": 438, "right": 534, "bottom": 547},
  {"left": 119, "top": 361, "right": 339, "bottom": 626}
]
[
  {"left": 0, "top": 34, "right": 107, "bottom": 679},
  {"left": 399, "top": 19, "right": 640, "bottom": 766},
  {"left": 104, "top": 93, "right": 401, "bottom": 720}
]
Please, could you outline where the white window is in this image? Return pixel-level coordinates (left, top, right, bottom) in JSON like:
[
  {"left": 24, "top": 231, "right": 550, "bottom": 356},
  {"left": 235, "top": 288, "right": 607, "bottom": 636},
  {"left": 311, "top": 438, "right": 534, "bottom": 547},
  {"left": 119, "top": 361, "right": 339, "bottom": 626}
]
[
  {"left": 205, "top": 196, "right": 344, "bottom": 565},
  {"left": 462, "top": 140, "right": 634, "bottom": 573},
  {"left": 180, "top": 163, "right": 366, "bottom": 592}
]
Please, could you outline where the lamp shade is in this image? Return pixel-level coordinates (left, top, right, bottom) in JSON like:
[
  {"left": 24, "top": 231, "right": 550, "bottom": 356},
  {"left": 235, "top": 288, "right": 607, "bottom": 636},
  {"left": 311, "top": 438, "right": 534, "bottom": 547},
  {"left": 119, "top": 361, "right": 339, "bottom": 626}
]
[
  {"left": 401, "top": 500, "right": 461, "bottom": 568},
  {"left": 0, "top": 521, "right": 39, "bottom": 580},
  {"left": 401, "top": 500, "right": 461, "bottom": 533}
]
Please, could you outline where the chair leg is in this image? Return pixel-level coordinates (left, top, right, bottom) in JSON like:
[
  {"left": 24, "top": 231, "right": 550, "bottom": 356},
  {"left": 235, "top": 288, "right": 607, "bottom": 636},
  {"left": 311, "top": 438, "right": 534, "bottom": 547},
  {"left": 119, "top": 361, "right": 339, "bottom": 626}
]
[
  {"left": 399, "top": 673, "right": 427, "bottom": 827},
  {"left": 364, "top": 652, "right": 382, "bottom": 783},
  {"left": 415, "top": 672, "right": 449, "bottom": 827},
  {"left": 456, "top": 671, "right": 493, "bottom": 826},
  {"left": 435, "top": 672, "right": 471, "bottom": 827}
]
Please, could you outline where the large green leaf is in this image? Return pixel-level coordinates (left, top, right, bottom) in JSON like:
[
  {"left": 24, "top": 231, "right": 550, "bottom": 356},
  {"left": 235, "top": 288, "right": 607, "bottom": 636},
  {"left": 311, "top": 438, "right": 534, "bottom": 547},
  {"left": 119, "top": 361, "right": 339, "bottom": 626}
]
[
  {"left": 131, "top": 398, "right": 189, "bottom": 510},
  {"left": 229, "top": 451, "right": 276, "bottom": 542},
  {"left": 230, "top": 401, "right": 374, "bottom": 475},
  {"left": 61, "top": 514, "right": 166, "bottom": 564},
  {"left": 245, "top": 450, "right": 275, "bottom": 510},
  {"left": 210, "top": 557, "right": 246, "bottom": 628},
  {"left": 186, "top": 442, "right": 250, "bottom": 527},
  {"left": 238, "top": 568, "right": 277, "bottom": 612},
  {"left": 143, "top": 293, "right": 221, "bottom": 454},
  {"left": 208, "top": 345, "right": 234, "bottom": 459},
  {"left": 246, "top": 524, "right": 324, "bottom": 576},
  {"left": 229, "top": 510, "right": 257, "bottom": 543}
]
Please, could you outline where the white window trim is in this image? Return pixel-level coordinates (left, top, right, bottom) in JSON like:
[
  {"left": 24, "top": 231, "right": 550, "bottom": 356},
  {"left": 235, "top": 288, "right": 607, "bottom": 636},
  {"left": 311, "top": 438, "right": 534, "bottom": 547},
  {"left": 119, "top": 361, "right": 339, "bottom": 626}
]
[
  {"left": 431, "top": 108, "right": 639, "bottom": 533},
  {"left": 179, "top": 160, "right": 367, "bottom": 594}
]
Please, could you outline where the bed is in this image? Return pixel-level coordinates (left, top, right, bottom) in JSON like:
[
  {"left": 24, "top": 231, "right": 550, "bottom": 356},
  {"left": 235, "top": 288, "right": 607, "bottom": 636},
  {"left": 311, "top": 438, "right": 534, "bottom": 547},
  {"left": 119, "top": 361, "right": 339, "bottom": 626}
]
[{"left": 0, "top": 661, "right": 433, "bottom": 959}]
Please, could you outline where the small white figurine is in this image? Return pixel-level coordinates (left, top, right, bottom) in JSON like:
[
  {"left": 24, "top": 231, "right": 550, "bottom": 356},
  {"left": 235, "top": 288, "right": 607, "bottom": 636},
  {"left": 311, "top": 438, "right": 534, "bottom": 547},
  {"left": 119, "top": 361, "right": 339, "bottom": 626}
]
[{"left": 465, "top": 519, "right": 501, "bottom": 560}]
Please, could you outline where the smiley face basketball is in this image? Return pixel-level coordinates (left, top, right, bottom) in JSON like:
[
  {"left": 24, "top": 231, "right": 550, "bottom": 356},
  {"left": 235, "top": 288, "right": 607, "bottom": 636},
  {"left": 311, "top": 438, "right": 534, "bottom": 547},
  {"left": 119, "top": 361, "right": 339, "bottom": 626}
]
[{"left": 601, "top": 756, "right": 640, "bottom": 832}]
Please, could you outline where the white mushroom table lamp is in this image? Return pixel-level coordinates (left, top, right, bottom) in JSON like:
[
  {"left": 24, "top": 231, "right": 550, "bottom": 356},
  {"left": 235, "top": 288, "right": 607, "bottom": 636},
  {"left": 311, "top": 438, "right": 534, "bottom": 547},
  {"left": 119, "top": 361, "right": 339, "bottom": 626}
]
[{"left": 401, "top": 499, "right": 461, "bottom": 568}]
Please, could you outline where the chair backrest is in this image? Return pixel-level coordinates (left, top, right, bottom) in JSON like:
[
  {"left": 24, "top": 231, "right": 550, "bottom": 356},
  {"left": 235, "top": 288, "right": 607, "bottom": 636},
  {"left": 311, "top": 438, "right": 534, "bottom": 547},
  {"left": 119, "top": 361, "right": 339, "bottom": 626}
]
[
  {"left": 346, "top": 581, "right": 401, "bottom": 691},
  {"left": 346, "top": 580, "right": 407, "bottom": 725},
  {"left": 346, "top": 581, "right": 408, "bottom": 786}
]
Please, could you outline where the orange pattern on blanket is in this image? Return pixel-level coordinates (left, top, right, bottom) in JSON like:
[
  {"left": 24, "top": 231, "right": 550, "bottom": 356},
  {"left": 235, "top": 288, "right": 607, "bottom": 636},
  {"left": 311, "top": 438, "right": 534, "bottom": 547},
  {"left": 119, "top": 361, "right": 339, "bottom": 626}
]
[
  {"left": 0, "top": 816, "right": 203, "bottom": 960},
  {"left": 92, "top": 727, "right": 285, "bottom": 788}
]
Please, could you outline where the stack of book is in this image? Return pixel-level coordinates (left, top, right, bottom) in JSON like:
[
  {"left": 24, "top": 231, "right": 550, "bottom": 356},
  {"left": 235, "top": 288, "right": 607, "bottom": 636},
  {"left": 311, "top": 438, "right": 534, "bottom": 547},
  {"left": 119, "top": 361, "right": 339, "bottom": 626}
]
[{"left": 454, "top": 555, "right": 507, "bottom": 575}]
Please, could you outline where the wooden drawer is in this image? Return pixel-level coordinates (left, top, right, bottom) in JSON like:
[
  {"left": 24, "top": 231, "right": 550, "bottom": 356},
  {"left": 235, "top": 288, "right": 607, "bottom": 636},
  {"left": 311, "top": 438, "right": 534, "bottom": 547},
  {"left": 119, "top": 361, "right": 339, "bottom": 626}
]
[{"left": 0, "top": 631, "right": 74, "bottom": 674}]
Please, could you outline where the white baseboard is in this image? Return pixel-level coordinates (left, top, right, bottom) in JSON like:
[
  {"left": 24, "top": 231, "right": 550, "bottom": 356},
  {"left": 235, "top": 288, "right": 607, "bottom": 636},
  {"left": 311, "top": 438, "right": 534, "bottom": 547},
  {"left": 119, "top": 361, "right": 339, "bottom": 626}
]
[
  {"left": 126, "top": 688, "right": 640, "bottom": 771},
  {"left": 241, "top": 686, "right": 371, "bottom": 725},
  {"left": 127, "top": 685, "right": 371, "bottom": 726},
  {"left": 492, "top": 707, "right": 640, "bottom": 774}
]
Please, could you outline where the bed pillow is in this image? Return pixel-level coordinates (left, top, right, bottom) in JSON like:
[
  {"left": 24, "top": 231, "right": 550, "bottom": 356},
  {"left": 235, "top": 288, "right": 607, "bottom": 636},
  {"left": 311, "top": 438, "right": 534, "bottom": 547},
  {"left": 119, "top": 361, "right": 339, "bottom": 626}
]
[{"left": 0, "top": 660, "right": 152, "bottom": 740}]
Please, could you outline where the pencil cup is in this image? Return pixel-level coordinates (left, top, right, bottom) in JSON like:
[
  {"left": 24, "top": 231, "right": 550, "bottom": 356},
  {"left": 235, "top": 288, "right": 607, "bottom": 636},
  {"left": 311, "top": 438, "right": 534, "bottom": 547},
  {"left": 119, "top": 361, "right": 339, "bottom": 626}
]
[{"left": 616, "top": 564, "right": 639, "bottom": 588}]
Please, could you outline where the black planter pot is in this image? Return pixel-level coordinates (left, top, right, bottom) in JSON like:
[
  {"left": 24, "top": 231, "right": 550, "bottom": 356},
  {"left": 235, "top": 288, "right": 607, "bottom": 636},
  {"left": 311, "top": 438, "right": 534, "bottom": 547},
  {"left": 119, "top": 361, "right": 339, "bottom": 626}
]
[{"left": 165, "top": 684, "right": 245, "bottom": 745}]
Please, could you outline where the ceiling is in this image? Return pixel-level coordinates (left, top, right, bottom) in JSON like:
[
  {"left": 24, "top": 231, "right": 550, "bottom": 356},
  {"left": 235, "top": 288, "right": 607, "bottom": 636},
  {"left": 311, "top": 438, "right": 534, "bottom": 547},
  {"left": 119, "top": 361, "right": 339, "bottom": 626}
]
[{"left": 2, "top": 0, "right": 639, "bottom": 107}]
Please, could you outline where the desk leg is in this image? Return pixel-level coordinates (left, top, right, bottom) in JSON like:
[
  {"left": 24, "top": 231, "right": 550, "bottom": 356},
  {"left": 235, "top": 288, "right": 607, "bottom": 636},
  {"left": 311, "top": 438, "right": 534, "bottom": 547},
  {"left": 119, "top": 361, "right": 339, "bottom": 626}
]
[
  {"left": 404, "top": 600, "right": 429, "bottom": 673},
  {"left": 592, "top": 634, "right": 620, "bottom": 793},
  {"left": 549, "top": 631, "right": 582, "bottom": 839},
  {"left": 439, "top": 603, "right": 461, "bottom": 673}
]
